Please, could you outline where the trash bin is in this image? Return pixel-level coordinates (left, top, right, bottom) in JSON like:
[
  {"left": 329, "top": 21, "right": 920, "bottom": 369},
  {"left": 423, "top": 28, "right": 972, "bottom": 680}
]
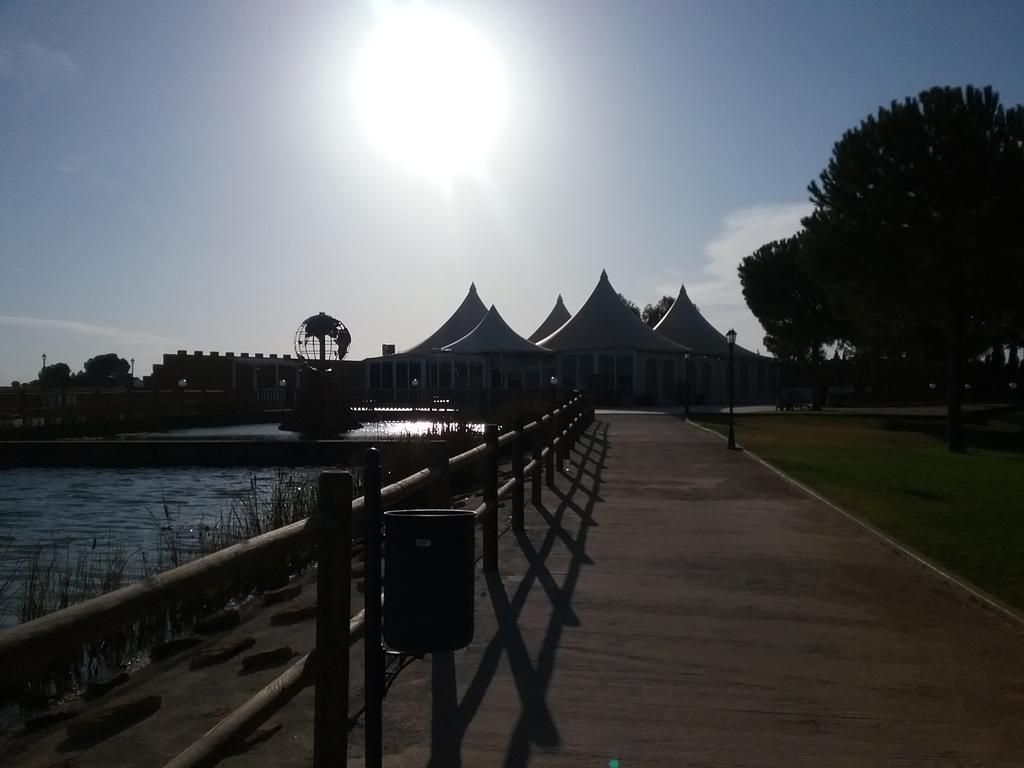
[{"left": 383, "top": 509, "right": 475, "bottom": 653}]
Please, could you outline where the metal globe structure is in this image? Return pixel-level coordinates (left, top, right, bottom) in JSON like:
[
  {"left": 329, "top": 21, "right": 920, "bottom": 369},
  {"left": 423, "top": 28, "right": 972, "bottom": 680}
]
[{"left": 294, "top": 312, "right": 351, "bottom": 372}]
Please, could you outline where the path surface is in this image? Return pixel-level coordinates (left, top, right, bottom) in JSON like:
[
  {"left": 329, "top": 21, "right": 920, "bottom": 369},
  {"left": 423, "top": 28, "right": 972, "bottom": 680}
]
[
  {"left": 382, "top": 413, "right": 1024, "bottom": 767},
  {"left": 6, "top": 413, "right": 1024, "bottom": 766}
]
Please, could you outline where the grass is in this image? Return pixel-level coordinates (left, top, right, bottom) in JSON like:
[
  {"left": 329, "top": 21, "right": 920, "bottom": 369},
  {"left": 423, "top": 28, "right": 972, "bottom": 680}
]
[{"left": 695, "top": 411, "right": 1024, "bottom": 610}]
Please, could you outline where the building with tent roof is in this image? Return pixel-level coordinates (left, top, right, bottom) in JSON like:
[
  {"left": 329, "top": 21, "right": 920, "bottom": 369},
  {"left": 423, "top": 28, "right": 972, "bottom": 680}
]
[
  {"left": 654, "top": 284, "right": 778, "bottom": 404},
  {"left": 536, "top": 270, "right": 690, "bottom": 403},
  {"left": 443, "top": 305, "right": 554, "bottom": 390},
  {"left": 364, "top": 284, "right": 555, "bottom": 403},
  {"left": 528, "top": 295, "right": 571, "bottom": 343},
  {"left": 362, "top": 273, "right": 777, "bottom": 406}
]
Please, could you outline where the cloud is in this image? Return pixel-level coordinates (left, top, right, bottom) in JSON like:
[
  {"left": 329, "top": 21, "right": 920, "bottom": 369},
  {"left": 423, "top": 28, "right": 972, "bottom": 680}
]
[
  {"left": 676, "top": 202, "right": 811, "bottom": 353},
  {"left": 687, "top": 202, "right": 812, "bottom": 307},
  {"left": 0, "top": 315, "right": 175, "bottom": 348},
  {"left": 0, "top": 39, "right": 79, "bottom": 95}
]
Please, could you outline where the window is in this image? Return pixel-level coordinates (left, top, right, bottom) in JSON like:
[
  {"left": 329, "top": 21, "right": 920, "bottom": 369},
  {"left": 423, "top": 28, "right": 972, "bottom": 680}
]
[{"left": 561, "top": 355, "right": 577, "bottom": 387}]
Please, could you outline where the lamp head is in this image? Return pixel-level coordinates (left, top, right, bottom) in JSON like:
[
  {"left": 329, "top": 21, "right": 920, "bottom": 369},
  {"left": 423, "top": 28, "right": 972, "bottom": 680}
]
[{"left": 726, "top": 329, "right": 737, "bottom": 346}]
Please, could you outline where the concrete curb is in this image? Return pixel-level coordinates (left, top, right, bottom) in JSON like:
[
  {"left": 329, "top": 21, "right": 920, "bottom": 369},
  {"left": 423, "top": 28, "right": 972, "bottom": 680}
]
[{"left": 685, "top": 417, "right": 1024, "bottom": 632}]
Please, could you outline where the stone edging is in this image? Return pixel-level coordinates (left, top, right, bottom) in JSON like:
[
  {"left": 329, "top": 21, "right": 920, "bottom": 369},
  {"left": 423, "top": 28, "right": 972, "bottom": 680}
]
[{"left": 685, "top": 417, "right": 1024, "bottom": 632}]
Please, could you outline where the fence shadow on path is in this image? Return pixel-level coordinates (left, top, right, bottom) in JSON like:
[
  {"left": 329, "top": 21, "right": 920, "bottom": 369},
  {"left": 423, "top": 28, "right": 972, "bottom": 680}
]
[{"left": 428, "top": 421, "right": 610, "bottom": 768}]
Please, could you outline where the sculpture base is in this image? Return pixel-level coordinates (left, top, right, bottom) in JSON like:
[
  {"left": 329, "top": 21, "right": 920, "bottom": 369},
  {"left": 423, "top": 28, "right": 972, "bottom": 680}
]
[{"left": 278, "top": 382, "right": 362, "bottom": 436}]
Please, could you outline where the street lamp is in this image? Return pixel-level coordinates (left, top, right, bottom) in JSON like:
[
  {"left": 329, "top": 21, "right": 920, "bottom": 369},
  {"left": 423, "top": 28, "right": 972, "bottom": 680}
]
[
  {"left": 411, "top": 377, "right": 419, "bottom": 411},
  {"left": 41, "top": 353, "right": 47, "bottom": 370},
  {"left": 130, "top": 358, "right": 135, "bottom": 390},
  {"left": 726, "top": 329, "right": 737, "bottom": 450},
  {"left": 177, "top": 378, "right": 188, "bottom": 388}
]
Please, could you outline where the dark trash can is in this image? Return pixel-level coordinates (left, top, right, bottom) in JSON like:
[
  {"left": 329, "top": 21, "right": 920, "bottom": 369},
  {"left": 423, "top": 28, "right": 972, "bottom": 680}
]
[{"left": 383, "top": 509, "right": 475, "bottom": 653}]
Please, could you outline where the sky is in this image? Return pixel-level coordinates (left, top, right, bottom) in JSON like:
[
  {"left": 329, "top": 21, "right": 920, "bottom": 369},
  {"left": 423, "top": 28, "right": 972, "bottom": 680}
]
[{"left": 3, "top": 0, "right": 1024, "bottom": 384}]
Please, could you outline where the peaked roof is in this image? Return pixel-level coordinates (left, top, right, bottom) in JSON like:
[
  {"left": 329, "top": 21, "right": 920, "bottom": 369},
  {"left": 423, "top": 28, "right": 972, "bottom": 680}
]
[
  {"left": 403, "top": 283, "right": 488, "bottom": 354},
  {"left": 538, "top": 271, "right": 691, "bottom": 353},
  {"left": 443, "top": 305, "right": 551, "bottom": 354},
  {"left": 528, "top": 295, "right": 572, "bottom": 342},
  {"left": 654, "top": 284, "right": 759, "bottom": 358}
]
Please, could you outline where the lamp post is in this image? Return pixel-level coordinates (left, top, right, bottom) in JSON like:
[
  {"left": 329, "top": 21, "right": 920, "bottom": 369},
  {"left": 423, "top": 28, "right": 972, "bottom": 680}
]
[
  {"left": 726, "top": 329, "right": 737, "bottom": 450},
  {"left": 550, "top": 375, "right": 559, "bottom": 404},
  {"left": 411, "top": 377, "right": 419, "bottom": 412},
  {"left": 41, "top": 353, "right": 46, "bottom": 372},
  {"left": 130, "top": 358, "right": 135, "bottom": 390}
]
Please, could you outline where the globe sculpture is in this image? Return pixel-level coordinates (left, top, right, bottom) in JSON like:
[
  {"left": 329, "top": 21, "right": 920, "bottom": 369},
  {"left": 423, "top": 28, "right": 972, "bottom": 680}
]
[
  {"left": 281, "top": 312, "right": 361, "bottom": 435},
  {"left": 294, "top": 312, "right": 352, "bottom": 371}
]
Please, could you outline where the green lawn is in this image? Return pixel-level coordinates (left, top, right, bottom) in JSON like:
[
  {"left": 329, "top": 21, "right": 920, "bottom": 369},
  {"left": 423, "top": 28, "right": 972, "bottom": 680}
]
[{"left": 695, "top": 412, "right": 1024, "bottom": 610}]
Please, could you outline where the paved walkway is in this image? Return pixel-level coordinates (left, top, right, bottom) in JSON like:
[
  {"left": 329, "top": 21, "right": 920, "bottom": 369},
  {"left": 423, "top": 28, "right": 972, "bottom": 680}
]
[
  {"left": 7, "top": 413, "right": 1024, "bottom": 766},
  {"left": 377, "top": 413, "right": 1024, "bottom": 767}
]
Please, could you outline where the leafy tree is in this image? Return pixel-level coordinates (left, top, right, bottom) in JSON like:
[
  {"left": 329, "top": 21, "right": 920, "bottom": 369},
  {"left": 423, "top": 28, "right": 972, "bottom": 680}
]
[
  {"left": 617, "top": 293, "right": 642, "bottom": 318},
  {"left": 802, "top": 85, "right": 1024, "bottom": 452},
  {"left": 73, "top": 353, "right": 131, "bottom": 387},
  {"left": 10, "top": 381, "right": 21, "bottom": 388},
  {"left": 37, "top": 362, "right": 72, "bottom": 388},
  {"left": 642, "top": 296, "right": 674, "bottom": 328},
  {"left": 739, "top": 235, "right": 836, "bottom": 363}
]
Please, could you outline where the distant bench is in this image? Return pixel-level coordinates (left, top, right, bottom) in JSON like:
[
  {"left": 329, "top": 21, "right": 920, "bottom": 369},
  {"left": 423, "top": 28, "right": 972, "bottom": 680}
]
[{"left": 777, "top": 387, "right": 813, "bottom": 411}]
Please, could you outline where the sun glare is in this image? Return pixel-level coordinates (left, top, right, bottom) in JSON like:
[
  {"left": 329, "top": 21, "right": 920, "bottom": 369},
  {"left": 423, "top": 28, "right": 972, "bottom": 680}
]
[{"left": 354, "top": 5, "right": 506, "bottom": 184}]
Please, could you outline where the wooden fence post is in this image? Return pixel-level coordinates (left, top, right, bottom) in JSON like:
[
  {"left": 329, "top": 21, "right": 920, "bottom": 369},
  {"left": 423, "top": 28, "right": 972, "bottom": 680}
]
[
  {"left": 544, "top": 414, "right": 555, "bottom": 487},
  {"left": 426, "top": 440, "right": 450, "bottom": 508},
  {"left": 531, "top": 419, "right": 543, "bottom": 506},
  {"left": 557, "top": 407, "right": 569, "bottom": 467},
  {"left": 483, "top": 424, "right": 499, "bottom": 572},
  {"left": 512, "top": 419, "right": 525, "bottom": 532},
  {"left": 314, "top": 470, "right": 352, "bottom": 767},
  {"left": 363, "top": 451, "right": 383, "bottom": 768}
]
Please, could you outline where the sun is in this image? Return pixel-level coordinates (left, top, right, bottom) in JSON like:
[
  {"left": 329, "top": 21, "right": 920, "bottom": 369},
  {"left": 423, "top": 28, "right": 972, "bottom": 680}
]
[{"left": 354, "top": 4, "right": 506, "bottom": 184}]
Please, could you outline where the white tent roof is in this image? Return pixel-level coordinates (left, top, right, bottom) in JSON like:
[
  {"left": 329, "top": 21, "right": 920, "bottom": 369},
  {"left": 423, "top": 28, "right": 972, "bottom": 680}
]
[
  {"left": 538, "top": 271, "right": 691, "bottom": 353},
  {"left": 403, "top": 283, "right": 488, "bottom": 354},
  {"left": 654, "top": 284, "right": 759, "bottom": 358},
  {"left": 444, "top": 305, "right": 551, "bottom": 354},
  {"left": 528, "top": 294, "right": 572, "bottom": 342}
]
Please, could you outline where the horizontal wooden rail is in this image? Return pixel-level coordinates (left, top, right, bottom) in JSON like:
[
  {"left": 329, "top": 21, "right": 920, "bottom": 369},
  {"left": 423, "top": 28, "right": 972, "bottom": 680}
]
[
  {"left": 0, "top": 515, "right": 338, "bottom": 685},
  {"left": 165, "top": 608, "right": 368, "bottom": 768},
  {"left": 497, "top": 476, "right": 518, "bottom": 500},
  {"left": 379, "top": 465, "right": 441, "bottom": 507},
  {"left": 165, "top": 651, "right": 317, "bottom": 768},
  {"left": 496, "top": 431, "right": 517, "bottom": 448},
  {"left": 472, "top": 500, "right": 489, "bottom": 521},
  {"left": 449, "top": 441, "right": 491, "bottom": 472}
]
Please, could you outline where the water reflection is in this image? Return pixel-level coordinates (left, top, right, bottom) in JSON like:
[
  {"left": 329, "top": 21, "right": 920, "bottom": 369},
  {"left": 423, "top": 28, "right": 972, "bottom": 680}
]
[{"left": 121, "top": 420, "right": 482, "bottom": 441}]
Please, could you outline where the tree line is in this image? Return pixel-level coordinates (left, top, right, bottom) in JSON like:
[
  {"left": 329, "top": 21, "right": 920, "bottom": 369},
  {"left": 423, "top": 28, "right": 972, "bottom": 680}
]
[
  {"left": 12, "top": 353, "right": 134, "bottom": 389},
  {"left": 739, "top": 85, "right": 1024, "bottom": 452}
]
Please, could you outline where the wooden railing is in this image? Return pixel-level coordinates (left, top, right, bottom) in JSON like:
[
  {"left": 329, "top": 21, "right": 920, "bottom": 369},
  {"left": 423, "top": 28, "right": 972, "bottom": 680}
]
[{"left": 0, "top": 394, "right": 594, "bottom": 767}]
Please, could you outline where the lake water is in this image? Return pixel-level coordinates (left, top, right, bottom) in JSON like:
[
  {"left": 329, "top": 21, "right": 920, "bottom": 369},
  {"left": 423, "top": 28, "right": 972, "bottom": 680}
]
[{"left": 0, "top": 420, "right": 480, "bottom": 626}]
